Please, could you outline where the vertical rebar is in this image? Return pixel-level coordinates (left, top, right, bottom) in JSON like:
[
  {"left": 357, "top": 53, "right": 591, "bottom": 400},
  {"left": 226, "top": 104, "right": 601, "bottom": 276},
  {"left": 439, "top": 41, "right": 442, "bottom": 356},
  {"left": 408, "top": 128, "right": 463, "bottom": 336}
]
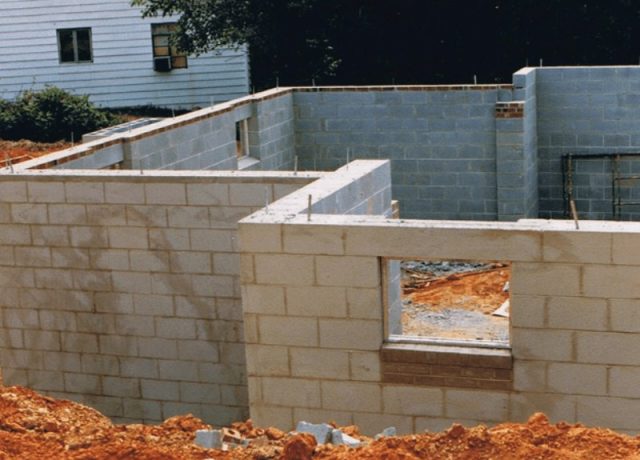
[{"left": 307, "top": 194, "right": 312, "bottom": 221}]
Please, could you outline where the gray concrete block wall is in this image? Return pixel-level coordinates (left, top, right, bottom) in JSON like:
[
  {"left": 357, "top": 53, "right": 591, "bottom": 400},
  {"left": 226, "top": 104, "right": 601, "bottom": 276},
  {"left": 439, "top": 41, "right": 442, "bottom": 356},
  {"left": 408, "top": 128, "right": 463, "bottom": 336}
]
[
  {"left": 496, "top": 68, "right": 538, "bottom": 221},
  {"left": 536, "top": 66, "right": 640, "bottom": 219},
  {"left": 293, "top": 88, "right": 504, "bottom": 220},
  {"left": 249, "top": 93, "right": 296, "bottom": 170},
  {"left": 126, "top": 111, "right": 238, "bottom": 171},
  {"left": 0, "top": 170, "right": 319, "bottom": 425}
]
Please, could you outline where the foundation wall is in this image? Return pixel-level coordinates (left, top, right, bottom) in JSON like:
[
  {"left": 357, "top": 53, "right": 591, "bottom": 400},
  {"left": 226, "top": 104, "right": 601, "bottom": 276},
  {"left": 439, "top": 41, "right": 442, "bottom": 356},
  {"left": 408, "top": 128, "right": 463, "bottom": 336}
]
[
  {"left": 240, "top": 161, "right": 640, "bottom": 435},
  {"left": 0, "top": 169, "right": 321, "bottom": 425},
  {"left": 293, "top": 87, "right": 513, "bottom": 220},
  {"left": 536, "top": 66, "right": 640, "bottom": 219}
]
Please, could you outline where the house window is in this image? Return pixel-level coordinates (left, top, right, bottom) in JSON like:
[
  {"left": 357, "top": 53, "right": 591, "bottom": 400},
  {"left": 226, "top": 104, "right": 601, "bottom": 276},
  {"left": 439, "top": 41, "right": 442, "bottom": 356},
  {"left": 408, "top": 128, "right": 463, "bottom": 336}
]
[
  {"left": 57, "top": 28, "right": 92, "bottom": 63},
  {"left": 151, "top": 23, "right": 187, "bottom": 71}
]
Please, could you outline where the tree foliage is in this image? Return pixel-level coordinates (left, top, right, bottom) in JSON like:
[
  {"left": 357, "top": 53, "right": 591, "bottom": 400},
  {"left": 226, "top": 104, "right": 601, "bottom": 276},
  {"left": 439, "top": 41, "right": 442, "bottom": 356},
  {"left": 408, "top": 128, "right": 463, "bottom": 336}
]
[
  {"left": 133, "top": 0, "right": 640, "bottom": 89},
  {"left": 0, "top": 87, "right": 121, "bottom": 142}
]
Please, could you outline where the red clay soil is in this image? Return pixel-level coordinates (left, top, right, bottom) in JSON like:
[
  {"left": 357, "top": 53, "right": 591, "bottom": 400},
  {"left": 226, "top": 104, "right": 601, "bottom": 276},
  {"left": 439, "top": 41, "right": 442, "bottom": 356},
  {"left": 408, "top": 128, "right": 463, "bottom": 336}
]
[
  {"left": 1, "top": 386, "right": 640, "bottom": 459},
  {"left": 0, "top": 140, "right": 72, "bottom": 165},
  {"left": 404, "top": 265, "right": 511, "bottom": 315}
]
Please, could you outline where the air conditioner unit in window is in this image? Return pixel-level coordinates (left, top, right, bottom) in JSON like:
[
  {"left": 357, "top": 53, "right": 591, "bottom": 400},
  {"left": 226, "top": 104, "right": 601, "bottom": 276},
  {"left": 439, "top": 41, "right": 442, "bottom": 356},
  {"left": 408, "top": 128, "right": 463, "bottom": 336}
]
[{"left": 154, "top": 57, "right": 172, "bottom": 72}]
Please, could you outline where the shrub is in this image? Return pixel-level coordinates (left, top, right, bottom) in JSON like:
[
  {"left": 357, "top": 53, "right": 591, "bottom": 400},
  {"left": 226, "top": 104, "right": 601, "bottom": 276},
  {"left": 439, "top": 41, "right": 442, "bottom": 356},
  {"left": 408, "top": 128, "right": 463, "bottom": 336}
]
[{"left": 0, "top": 87, "right": 122, "bottom": 142}]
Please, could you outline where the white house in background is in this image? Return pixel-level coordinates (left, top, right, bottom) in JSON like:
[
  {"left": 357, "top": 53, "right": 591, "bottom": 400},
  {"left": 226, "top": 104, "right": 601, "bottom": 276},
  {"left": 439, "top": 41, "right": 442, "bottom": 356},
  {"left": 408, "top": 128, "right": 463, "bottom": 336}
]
[{"left": 0, "top": 0, "right": 250, "bottom": 108}]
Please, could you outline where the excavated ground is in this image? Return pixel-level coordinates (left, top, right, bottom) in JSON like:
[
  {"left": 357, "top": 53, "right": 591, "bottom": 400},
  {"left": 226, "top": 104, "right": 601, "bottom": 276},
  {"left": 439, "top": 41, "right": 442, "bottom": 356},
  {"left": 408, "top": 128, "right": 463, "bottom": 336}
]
[
  {"left": 1, "top": 385, "right": 640, "bottom": 459},
  {"left": 401, "top": 262, "right": 511, "bottom": 343},
  {"left": 0, "top": 140, "right": 72, "bottom": 165}
]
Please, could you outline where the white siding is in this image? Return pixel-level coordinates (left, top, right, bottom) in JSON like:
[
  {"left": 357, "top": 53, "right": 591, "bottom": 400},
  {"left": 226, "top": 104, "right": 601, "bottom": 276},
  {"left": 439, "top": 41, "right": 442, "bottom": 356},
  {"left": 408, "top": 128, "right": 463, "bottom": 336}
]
[{"left": 0, "top": 0, "right": 250, "bottom": 108}]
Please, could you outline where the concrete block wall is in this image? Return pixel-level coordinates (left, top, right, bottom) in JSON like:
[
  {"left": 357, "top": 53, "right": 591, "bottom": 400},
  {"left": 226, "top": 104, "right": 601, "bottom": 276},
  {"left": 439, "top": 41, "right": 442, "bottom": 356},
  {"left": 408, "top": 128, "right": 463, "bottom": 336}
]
[
  {"left": 248, "top": 92, "right": 296, "bottom": 170},
  {"left": 293, "top": 87, "right": 513, "bottom": 220},
  {"left": 240, "top": 163, "right": 640, "bottom": 434},
  {"left": 496, "top": 68, "right": 538, "bottom": 220},
  {"left": 0, "top": 169, "right": 321, "bottom": 425},
  {"left": 536, "top": 66, "right": 640, "bottom": 219}
]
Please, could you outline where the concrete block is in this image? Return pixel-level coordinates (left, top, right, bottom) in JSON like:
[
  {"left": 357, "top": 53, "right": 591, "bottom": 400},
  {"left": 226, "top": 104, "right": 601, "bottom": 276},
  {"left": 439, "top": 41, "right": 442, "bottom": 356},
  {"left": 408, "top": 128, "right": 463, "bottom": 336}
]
[
  {"left": 158, "top": 360, "right": 199, "bottom": 381},
  {"left": 47, "top": 202, "right": 88, "bottom": 226},
  {"left": 347, "top": 288, "right": 383, "bottom": 320},
  {"left": 610, "top": 299, "right": 640, "bottom": 332},
  {"left": 27, "top": 182, "right": 65, "bottom": 203},
  {"left": 167, "top": 206, "right": 210, "bottom": 229},
  {"left": 149, "top": 229, "right": 190, "bottom": 250},
  {"left": 180, "top": 382, "right": 222, "bottom": 404},
  {"left": 262, "top": 377, "right": 321, "bottom": 408},
  {"left": 119, "top": 357, "right": 157, "bottom": 378},
  {"left": 187, "top": 183, "right": 229, "bottom": 206},
  {"left": 133, "top": 293, "right": 173, "bottom": 316},
  {"left": 283, "top": 225, "right": 344, "bottom": 255},
  {"left": 296, "top": 421, "right": 332, "bottom": 444},
  {"left": 577, "top": 332, "right": 640, "bottom": 365},
  {"left": 33, "top": 226, "right": 70, "bottom": 248},
  {"left": 445, "top": 389, "right": 508, "bottom": 421},
  {"left": 238, "top": 223, "right": 282, "bottom": 254},
  {"left": 62, "top": 333, "right": 99, "bottom": 354},
  {"left": 543, "top": 231, "right": 611, "bottom": 263},
  {"left": 254, "top": 254, "right": 314, "bottom": 286},
  {"left": 245, "top": 344, "right": 289, "bottom": 377},
  {"left": 612, "top": 233, "right": 640, "bottom": 265},
  {"left": 286, "top": 286, "right": 346, "bottom": 317},
  {"left": 242, "top": 285, "right": 285, "bottom": 314},
  {"left": 608, "top": 367, "right": 640, "bottom": 398},
  {"left": 290, "top": 348, "right": 349, "bottom": 379},
  {"left": 141, "top": 379, "right": 180, "bottom": 401},
  {"left": 583, "top": 265, "right": 640, "bottom": 299},
  {"left": 138, "top": 337, "right": 178, "bottom": 359},
  {"left": 0, "top": 181, "right": 27, "bottom": 201},
  {"left": 0, "top": 224, "right": 31, "bottom": 245},
  {"left": 511, "top": 262, "right": 580, "bottom": 296},
  {"left": 145, "top": 183, "right": 187, "bottom": 205},
  {"left": 23, "top": 330, "right": 60, "bottom": 351},
  {"left": 64, "top": 372, "right": 101, "bottom": 393},
  {"left": 126, "top": 205, "right": 168, "bottom": 227},
  {"left": 102, "top": 376, "right": 140, "bottom": 397},
  {"left": 12, "top": 204, "right": 48, "bottom": 224},
  {"left": 99, "top": 335, "right": 137, "bottom": 356},
  {"left": 190, "top": 229, "right": 234, "bottom": 252},
  {"left": 547, "top": 363, "right": 606, "bottom": 395},
  {"left": 321, "top": 381, "right": 381, "bottom": 412},
  {"left": 382, "top": 385, "right": 443, "bottom": 417},
  {"left": 315, "top": 256, "right": 379, "bottom": 288},
  {"left": 105, "top": 183, "right": 145, "bottom": 204},
  {"left": 331, "top": 429, "right": 362, "bottom": 447},
  {"left": 65, "top": 182, "right": 105, "bottom": 203},
  {"left": 547, "top": 297, "right": 607, "bottom": 331},
  {"left": 511, "top": 328, "right": 573, "bottom": 361},
  {"left": 319, "top": 319, "right": 382, "bottom": 351},
  {"left": 258, "top": 315, "right": 318, "bottom": 347},
  {"left": 510, "top": 295, "right": 545, "bottom": 328},
  {"left": 576, "top": 396, "right": 640, "bottom": 430},
  {"left": 195, "top": 430, "right": 222, "bottom": 449},
  {"left": 156, "top": 318, "right": 196, "bottom": 339},
  {"left": 513, "top": 360, "right": 547, "bottom": 392}
]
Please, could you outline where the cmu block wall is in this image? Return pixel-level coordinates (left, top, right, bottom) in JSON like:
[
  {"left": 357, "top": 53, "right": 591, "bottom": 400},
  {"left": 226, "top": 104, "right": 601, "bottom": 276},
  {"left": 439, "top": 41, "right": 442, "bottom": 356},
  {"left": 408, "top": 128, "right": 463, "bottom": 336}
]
[
  {"left": 248, "top": 92, "right": 296, "bottom": 170},
  {"left": 496, "top": 68, "right": 538, "bottom": 220},
  {"left": 11, "top": 90, "right": 296, "bottom": 174},
  {"left": 293, "top": 87, "right": 514, "bottom": 220},
  {"left": 0, "top": 169, "right": 321, "bottom": 425},
  {"left": 536, "top": 66, "right": 640, "bottom": 219},
  {"left": 240, "top": 161, "right": 640, "bottom": 435}
]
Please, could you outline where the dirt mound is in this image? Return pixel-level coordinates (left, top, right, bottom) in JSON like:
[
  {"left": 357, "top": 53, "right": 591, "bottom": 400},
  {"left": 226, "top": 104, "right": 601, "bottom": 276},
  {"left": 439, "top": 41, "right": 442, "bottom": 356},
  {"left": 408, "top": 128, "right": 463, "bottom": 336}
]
[
  {"left": 1, "top": 386, "right": 640, "bottom": 459},
  {"left": 0, "top": 139, "right": 71, "bottom": 165}
]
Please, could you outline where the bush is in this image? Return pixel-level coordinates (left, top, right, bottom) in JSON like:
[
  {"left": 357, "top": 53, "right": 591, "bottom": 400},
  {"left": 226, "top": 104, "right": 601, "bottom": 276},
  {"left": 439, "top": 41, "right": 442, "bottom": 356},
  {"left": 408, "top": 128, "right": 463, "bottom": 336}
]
[{"left": 0, "top": 87, "right": 122, "bottom": 142}]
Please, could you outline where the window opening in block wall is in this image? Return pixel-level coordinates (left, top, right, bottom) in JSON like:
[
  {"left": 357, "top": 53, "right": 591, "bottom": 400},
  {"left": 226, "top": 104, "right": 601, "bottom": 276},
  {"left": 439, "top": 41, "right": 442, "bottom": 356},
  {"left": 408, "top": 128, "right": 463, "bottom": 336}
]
[
  {"left": 385, "top": 258, "right": 511, "bottom": 347},
  {"left": 236, "top": 119, "right": 250, "bottom": 159}
]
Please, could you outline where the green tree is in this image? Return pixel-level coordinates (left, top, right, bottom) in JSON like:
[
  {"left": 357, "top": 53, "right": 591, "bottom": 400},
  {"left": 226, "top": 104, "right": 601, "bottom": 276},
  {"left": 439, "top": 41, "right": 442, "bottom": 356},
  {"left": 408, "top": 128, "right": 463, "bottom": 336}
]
[{"left": 132, "top": 0, "right": 342, "bottom": 89}]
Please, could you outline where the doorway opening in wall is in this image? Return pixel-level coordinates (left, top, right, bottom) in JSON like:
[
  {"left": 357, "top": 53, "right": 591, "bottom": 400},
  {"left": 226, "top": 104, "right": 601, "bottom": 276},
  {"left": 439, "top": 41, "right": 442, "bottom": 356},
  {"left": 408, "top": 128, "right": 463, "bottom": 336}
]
[
  {"left": 385, "top": 258, "right": 511, "bottom": 348},
  {"left": 236, "top": 119, "right": 250, "bottom": 159}
]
